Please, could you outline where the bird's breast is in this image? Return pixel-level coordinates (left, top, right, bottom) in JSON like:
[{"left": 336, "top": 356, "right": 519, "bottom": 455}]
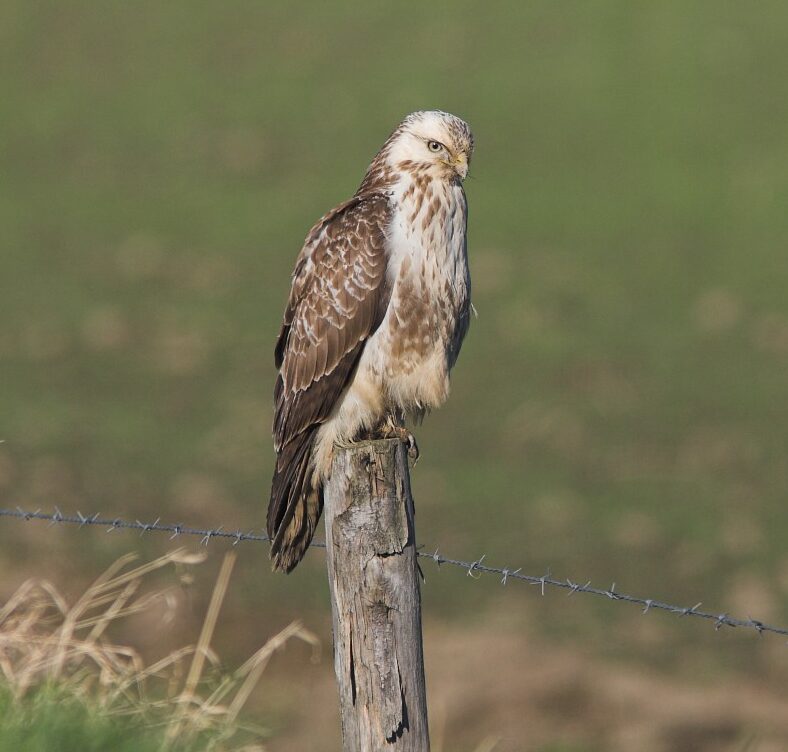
[{"left": 368, "top": 177, "right": 470, "bottom": 411}]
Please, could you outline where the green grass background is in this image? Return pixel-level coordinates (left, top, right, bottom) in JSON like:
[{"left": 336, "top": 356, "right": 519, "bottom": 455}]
[
  {"left": 1, "top": 0, "right": 787, "bottom": 745},
  {"left": 0, "top": 686, "right": 185, "bottom": 752}
]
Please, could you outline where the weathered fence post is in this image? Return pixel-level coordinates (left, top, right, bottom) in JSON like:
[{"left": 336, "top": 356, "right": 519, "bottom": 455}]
[{"left": 324, "top": 438, "right": 429, "bottom": 751}]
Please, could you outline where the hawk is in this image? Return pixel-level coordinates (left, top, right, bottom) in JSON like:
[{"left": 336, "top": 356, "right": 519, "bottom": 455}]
[{"left": 268, "top": 111, "right": 474, "bottom": 572}]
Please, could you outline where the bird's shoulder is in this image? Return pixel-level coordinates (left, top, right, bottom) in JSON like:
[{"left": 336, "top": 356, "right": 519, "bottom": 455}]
[
  {"left": 274, "top": 191, "right": 393, "bottom": 387},
  {"left": 286, "top": 190, "right": 392, "bottom": 304}
]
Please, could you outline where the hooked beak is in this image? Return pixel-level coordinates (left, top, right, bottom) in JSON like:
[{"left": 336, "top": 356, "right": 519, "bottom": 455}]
[{"left": 451, "top": 152, "right": 469, "bottom": 180}]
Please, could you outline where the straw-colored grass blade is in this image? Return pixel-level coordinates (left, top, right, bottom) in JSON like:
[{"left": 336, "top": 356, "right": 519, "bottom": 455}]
[{"left": 0, "top": 548, "right": 316, "bottom": 750}]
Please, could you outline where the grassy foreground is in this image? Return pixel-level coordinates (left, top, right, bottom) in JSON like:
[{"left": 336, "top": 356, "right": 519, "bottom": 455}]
[
  {"left": 0, "top": 685, "right": 179, "bottom": 752},
  {"left": 0, "top": 550, "right": 317, "bottom": 752}
]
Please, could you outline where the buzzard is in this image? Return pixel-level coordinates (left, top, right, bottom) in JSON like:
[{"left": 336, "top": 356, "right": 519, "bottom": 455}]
[{"left": 268, "top": 111, "right": 474, "bottom": 572}]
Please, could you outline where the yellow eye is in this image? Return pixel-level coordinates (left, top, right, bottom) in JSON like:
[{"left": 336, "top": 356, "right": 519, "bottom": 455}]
[{"left": 427, "top": 140, "right": 443, "bottom": 153}]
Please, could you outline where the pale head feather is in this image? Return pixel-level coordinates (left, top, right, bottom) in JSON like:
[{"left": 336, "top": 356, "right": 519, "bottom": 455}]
[{"left": 382, "top": 110, "right": 474, "bottom": 181}]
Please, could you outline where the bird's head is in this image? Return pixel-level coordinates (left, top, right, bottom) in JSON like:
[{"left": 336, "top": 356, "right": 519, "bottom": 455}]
[{"left": 383, "top": 110, "right": 474, "bottom": 181}]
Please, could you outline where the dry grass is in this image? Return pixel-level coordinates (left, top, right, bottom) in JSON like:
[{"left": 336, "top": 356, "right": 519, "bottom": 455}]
[{"left": 0, "top": 549, "right": 318, "bottom": 751}]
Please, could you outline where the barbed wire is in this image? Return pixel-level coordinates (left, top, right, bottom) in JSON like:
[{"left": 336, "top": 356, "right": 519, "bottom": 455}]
[
  {"left": 1, "top": 505, "right": 786, "bottom": 640},
  {"left": 0, "top": 505, "right": 309, "bottom": 548}
]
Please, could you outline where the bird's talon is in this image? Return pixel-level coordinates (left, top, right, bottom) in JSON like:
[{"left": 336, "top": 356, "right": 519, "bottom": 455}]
[
  {"left": 378, "top": 421, "right": 419, "bottom": 461},
  {"left": 406, "top": 434, "right": 420, "bottom": 463}
]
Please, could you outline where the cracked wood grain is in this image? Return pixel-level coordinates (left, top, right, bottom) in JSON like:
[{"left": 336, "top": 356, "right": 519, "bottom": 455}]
[{"left": 324, "top": 439, "right": 429, "bottom": 751}]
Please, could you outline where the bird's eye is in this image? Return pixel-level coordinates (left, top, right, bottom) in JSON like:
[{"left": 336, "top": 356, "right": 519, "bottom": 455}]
[{"left": 427, "top": 140, "right": 443, "bottom": 153}]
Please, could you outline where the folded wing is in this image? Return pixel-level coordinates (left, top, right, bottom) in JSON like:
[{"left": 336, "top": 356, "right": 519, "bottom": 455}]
[{"left": 268, "top": 192, "right": 391, "bottom": 571}]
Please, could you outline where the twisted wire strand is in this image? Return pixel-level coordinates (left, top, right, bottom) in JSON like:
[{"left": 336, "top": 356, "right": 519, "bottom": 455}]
[{"left": 1, "top": 506, "right": 786, "bottom": 639}]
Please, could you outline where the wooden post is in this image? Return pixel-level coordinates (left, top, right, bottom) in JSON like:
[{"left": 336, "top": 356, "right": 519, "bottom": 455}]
[{"left": 324, "top": 438, "right": 429, "bottom": 751}]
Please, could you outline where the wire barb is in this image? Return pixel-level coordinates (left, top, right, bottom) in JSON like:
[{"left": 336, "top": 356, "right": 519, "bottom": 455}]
[
  {"left": 466, "top": 555, "right": 485, "bottom": 579},
  {"left": 0, "top": 505, "right": 786, "bottom": 641}
]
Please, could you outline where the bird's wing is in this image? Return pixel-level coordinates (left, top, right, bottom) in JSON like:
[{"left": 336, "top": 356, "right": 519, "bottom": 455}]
[{"left": 273, "top": 192, "right": 391, "bottom": 451}]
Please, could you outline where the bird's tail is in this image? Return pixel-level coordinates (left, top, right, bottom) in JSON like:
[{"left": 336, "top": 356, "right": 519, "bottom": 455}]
[{"left": 267, "top": 427, "right": 323, "bottom": 573}]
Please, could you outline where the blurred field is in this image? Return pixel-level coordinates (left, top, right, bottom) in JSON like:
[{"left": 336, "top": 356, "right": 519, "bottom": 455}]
[{"left": 1, "top": 1, "right": 787, "bottom": 749}]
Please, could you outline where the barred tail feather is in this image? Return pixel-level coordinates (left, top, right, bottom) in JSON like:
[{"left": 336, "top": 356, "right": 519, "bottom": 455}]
[{"left": 267, "top": 428, "right": 323, "bottom": 573}]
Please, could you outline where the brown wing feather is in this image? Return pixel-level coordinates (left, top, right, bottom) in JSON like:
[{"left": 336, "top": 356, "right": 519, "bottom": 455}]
[
  {"left": 273, "top": 192, "right": 391, "bottom": 451},
  {"left": 268, "top": 192, "right": 391, "bottom": 571}
]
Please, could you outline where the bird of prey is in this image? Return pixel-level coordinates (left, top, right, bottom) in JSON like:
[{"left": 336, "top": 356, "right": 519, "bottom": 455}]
[{"left": 268, "top": 110, "right": 474, "bottom": 572}]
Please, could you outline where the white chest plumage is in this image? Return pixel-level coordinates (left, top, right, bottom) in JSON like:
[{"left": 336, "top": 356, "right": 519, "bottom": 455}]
[
  {"left": 312, "top": 172, "right": 470, "bottom": 477},
  {"left": 369, "top": 174, "right": 470, "bottom": 411}
]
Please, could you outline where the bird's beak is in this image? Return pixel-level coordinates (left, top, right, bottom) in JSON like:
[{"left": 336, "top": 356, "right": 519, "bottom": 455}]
[{"left": 451, "top": 152, "right": 469, "bottom": 180}]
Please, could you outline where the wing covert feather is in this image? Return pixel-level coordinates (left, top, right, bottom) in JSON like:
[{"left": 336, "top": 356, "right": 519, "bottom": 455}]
[{"left": 273, "top": 193, "right": 391, "bottom": 451}]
